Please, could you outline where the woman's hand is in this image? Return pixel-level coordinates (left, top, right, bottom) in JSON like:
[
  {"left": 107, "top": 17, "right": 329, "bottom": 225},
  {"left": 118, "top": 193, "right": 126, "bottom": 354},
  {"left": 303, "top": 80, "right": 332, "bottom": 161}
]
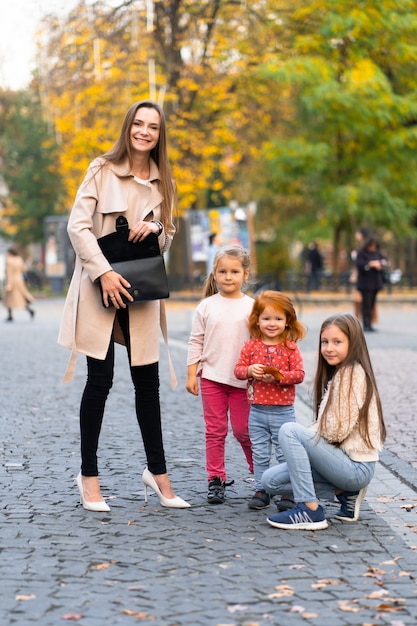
[
  {"left": 100, "top": 270, "right": 133, "bottom": 308},
  {"left": 128, "top": 219, "right": 160, "bottom": 243}
]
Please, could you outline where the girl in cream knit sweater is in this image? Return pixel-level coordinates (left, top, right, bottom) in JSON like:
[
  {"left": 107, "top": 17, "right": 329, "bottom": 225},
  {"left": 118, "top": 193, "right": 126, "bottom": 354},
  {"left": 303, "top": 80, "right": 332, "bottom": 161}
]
[{"left": 262, "top": 313, "right": 386, "bottom": 530}]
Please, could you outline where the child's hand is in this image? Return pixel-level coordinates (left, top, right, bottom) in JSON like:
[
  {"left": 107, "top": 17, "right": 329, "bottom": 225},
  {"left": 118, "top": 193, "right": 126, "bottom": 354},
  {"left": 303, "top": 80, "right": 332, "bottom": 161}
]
[
  {"left": 248, "top": 364, "right": 266, "bottom": 379},
  {"left": 186, "top": 375, "right": 199, "bottom": 396}
]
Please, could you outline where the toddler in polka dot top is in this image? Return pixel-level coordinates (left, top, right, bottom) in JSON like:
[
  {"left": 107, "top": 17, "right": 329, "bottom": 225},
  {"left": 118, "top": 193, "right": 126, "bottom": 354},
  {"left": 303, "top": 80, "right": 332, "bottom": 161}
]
[{"left": 234, "top": 290, "right": 306, "bottom": 511}]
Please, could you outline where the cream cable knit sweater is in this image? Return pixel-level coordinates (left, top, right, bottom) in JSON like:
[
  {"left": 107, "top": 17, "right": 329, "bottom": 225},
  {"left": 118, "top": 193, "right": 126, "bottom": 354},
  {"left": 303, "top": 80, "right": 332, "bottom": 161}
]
[{"left": 312, "top": 363, "right": 383, "bottom": 462}]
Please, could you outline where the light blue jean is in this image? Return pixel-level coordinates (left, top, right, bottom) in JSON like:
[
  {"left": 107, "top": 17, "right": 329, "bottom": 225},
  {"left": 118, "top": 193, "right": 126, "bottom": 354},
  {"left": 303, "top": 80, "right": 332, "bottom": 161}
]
[
  {"left": 249, "top": 404, "right": 295, "bottom": 490},
  {"left": 261, "top": 422, "right": 376, "bottom": 503}
]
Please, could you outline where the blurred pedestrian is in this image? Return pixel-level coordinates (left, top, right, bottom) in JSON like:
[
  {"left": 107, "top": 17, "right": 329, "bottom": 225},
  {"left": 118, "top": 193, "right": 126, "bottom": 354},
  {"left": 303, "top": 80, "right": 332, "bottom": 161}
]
[
  {"left": 3, "top": 248, "right": 35, "bottom": 322},
  {"left": 350, "top": 227, "right": 377, "bottom": 324},
  {"left": 186, "top": 245, "right": 254, "bottom": 504},
  {"left": 262, "top": 313, "right": 386, "bottom": 530},
  {"left": 356, "top": 236, "right": 388, "bottom": 332},
  {"left": 234, "top": 291, "right": 306, "bottom": 511},
  {"left": 206, "top": 232, "right": 222, "bottom": 273},
  {"left": 58, "top": 100, "right": 190, "bottom": 512},
  {"left": 305, "top": 242, "right": 323, "bottom": 292}
]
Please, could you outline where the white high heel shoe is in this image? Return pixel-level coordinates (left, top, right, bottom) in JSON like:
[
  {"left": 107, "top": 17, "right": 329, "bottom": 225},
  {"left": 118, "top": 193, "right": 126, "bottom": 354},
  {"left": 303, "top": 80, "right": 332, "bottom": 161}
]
[
  {"left": 142, "top": 467, "right": 190, "bottom": 508},
  {"left": 75, "top": 473, "right": 110, "bottom": 512}
]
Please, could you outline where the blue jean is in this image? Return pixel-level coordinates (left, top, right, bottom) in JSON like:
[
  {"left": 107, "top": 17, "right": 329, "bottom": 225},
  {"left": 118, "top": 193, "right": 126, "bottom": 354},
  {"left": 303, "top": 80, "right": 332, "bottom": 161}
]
[
  {"left": 261, "top": 422, "right": 376, "bottom": 503},
  {"left": 249, "top": 404, "right": 295, "bottom": 490}
]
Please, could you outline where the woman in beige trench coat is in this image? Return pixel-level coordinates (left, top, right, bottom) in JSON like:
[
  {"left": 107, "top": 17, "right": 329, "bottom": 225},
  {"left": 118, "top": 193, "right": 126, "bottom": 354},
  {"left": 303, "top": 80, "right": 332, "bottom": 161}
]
[
  {"left": 3, "top": 248, "right": 35, "bottom": 321},
  {"left": 58, "top": 100, "right": 190, "bottom": 512}
]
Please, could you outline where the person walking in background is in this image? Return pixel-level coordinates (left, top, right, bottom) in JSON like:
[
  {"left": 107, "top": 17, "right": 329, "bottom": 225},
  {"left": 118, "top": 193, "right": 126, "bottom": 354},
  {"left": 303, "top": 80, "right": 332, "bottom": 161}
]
[
  {"left": 3, "top": 248, "right": 35, "bottom": 322},
  {"left": 206, "top": 232, "right": 222, "bottom": 274},
  {"left": 234, "top": 291, "right": 306, "bottom": 510},
  {"left": 350, "top": 227, "right": 374, "bottom": 321},
  {"left": 186, "top": 246, "right": 254, "bottom": 504},
  {"left": 262, "top": 313, "right": 386, "bottom": 530},
  {"left": 305, "top": 242, "right": 323, "bottom": 292},
  {"left": 356, "top": 236, "right": 388, "bottom": 332},
  {"left": 58, "top": 100, "right": 190, "bottom": 512}
]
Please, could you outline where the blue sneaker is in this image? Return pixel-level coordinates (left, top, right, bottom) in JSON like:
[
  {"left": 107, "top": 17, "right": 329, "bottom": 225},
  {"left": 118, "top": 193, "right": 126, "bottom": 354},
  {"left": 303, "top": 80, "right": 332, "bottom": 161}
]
[
  {"left": 334, "top": 487, "right": 367, "bottom": 521},
  {"left": 267, "top": 502, "right": 328, "bottom": 530}
]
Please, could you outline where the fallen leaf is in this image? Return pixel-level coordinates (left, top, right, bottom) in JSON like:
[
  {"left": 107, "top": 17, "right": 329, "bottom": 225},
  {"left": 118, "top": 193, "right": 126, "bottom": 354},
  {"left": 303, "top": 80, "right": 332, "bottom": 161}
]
[
  {"left": 227, "top": 604, "right": 249, "bottom": 613},
  {"left": 90, "top": 562, "right": 110, "bottom": 570},
  {"left": 381, "top": 557, "right": 402, "bottom": 565},
  {"left": 311, "top": 579, "right": 340, "bottom": 589},
  {"left": 375, "top": 602, "right": 405, "bottom": 612},
  {"left": 405, "top": 524, "right": 417, "bottom": 533},
  {"left": 400, "top": 503, "right": 417, "bottom": 511},
  {"left": 61, "top": 615, "right": 83, "bottom": 621},
  {"left": 290, "top": 605, "right": 305, "bottom": 613},
  {"left": 301, "top": 613, "right": 319, "bottom": 619},
  {"left": 364, "top": 567, "right": 386, "bottom": 579},
  {"left": 122, "top": 610, "right": 155, "bottom": 619},
  {"left": 268, "top": 584, "right": 294, "bottom": 598},
  {"left": 367, "top": 589, "right": 389, "bottom": 599},
  {"left": 15, "top": 594, "right": 36, "bottom": 601},
  {"left": 338, "top": 600, "right": 360, "bottom": 613},
  {"left": 289, "top": 564, "right": 306, "bottom": 570}
]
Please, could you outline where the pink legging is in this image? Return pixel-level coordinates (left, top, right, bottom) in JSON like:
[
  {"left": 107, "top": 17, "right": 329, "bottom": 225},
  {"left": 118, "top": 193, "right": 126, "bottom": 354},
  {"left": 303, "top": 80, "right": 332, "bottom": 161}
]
[{"left": 200, "top": 377, "right": 253, "bottom": 482}]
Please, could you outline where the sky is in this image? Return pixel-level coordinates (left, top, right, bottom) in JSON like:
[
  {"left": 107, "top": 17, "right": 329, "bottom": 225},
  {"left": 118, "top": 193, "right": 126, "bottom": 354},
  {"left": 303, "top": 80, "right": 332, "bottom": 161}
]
[{"left": 0, "top": 0, "right": 79, "bottom": 90}]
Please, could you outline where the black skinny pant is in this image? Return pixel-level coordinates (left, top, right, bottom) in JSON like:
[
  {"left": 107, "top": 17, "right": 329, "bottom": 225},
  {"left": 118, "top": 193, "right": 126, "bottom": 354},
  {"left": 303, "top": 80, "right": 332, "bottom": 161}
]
[{"left": 79, "top": 307, "right": 167, "bottom": 476}]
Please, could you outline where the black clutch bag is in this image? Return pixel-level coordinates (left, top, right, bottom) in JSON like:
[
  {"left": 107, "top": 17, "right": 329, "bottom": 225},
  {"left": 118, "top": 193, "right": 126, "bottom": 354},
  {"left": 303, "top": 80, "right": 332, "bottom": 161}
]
[{"left": 97, "top": 216, "right": 169, "bottom": 306}]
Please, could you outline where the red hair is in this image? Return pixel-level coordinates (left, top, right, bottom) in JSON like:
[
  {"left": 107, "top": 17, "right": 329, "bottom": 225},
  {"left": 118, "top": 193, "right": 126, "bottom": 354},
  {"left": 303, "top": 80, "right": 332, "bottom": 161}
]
[{"left": 249, "top": 290, "right": 306, "bottom": 344}]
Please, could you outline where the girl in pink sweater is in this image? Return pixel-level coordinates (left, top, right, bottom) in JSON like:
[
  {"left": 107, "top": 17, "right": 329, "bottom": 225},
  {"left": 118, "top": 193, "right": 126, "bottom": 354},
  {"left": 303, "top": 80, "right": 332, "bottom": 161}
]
[{"left": 186, "top": 246, "right": 254, "bottom": 504}]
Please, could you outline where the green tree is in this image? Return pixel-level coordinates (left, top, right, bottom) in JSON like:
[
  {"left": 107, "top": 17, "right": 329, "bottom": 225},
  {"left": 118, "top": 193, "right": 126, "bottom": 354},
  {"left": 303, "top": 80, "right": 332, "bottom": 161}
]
[
  {"left": 0, "top": 90, "right": 63, "bottom": 245},
  {"left": 259, "top": 0, "right": 417, "bottom": 280}
]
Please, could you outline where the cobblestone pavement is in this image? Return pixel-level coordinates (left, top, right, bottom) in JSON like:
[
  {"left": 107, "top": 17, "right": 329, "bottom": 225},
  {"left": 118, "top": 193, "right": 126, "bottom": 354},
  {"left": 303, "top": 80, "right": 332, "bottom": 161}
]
[{"left": 1, "top": 297, "right": 417, "bottom": 626}]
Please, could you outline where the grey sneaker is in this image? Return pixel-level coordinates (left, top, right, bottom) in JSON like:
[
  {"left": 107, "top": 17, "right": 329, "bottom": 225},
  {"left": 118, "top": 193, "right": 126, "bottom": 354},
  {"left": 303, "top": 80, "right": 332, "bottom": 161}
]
[
  {"left": 248, "top": 490, "right": 270, "bottom": 510},
  {"left": 275, "top": 496, "right": 296, "bottom": 512},
  {"left": 334, "top": 487, "right": 368, "bottom": 521}
]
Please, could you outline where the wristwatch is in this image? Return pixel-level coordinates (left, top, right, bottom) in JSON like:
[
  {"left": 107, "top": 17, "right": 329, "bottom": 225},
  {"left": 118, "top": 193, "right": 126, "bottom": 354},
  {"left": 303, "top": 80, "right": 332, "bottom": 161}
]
[{"left": 152, "top": 220, "right": 163, "bottom": 236}]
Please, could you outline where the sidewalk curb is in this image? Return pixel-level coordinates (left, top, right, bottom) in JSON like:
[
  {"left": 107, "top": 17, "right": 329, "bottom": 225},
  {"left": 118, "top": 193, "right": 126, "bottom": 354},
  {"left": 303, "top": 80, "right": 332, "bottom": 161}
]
[{"left": 379, "top": 449, "right": 417, "bottom": 494}]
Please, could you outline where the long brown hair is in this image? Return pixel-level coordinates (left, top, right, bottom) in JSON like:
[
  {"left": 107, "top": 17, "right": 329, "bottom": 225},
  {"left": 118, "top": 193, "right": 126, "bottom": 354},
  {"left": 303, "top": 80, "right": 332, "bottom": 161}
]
[
  {"left": 102, "top": 100, "right": 176, "bottom": 228},
  {"left": 314, "top": 313, "right": 386, "bottom": 446},
  {"left": 248, "top": 290, "right": 306, "bottom": 345}
]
